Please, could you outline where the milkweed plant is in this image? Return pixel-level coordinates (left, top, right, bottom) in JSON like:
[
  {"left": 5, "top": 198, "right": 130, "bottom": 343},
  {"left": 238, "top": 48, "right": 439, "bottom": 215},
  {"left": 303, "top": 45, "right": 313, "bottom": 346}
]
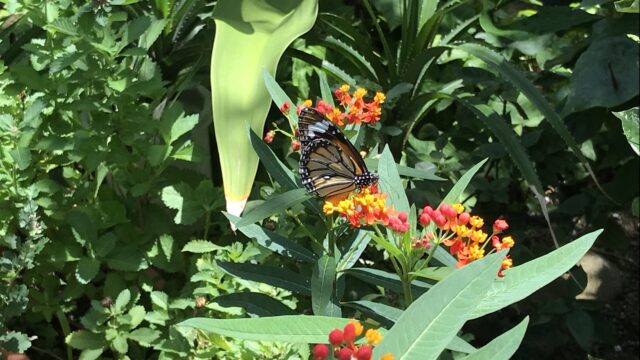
[{"left": 178, "top": 76, "right": 602, "bottom": 360}]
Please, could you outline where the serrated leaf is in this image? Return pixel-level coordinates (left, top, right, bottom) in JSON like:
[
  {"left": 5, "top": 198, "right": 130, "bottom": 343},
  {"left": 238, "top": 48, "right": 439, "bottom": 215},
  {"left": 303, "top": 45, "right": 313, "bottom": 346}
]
[
  {"left": 170, "top": 114, "right": 199, "bottom": 143},
  {"left": 140, "top": 18, "right": 168, "bottom": 50},
  {"left": 114, "top": 289, "right": 131, "bottom": 313},
  {"left": 182, "top": 239, "right": 223, "bottom": 253},
  {"left": 151, "top": 291, "right": 169, "bottom": 310},
  {"left": 127, "top": 327, "right": 161, "bottom": 346}
]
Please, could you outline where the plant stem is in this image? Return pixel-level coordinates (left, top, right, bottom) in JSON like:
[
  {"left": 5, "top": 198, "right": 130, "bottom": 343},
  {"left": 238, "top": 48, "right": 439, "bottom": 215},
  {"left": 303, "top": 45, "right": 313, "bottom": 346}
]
[
  {"left": 401, "top": 273, "right": 414, "bottom": 308},
  {"left": 203, "top": 209, "right": 212, "bottom": 239}
]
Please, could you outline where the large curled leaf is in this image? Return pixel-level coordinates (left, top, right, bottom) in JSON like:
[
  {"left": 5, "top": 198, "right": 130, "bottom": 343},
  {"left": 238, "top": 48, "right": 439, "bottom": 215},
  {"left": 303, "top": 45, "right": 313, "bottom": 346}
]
[{"left": 211, "top": 0, "right": 318, "bottom": 221}]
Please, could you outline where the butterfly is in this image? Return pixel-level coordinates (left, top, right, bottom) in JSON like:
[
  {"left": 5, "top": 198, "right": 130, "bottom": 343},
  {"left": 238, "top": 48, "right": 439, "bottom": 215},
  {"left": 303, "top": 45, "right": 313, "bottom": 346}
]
[{"left": 297, "top": 107, "right": 378, "bottom": 202}]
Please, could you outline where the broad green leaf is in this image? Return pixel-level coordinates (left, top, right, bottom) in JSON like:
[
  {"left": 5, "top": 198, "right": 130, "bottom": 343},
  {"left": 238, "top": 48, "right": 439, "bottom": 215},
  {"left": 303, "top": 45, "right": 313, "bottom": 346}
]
[
  {"left": 615, "top": 0, "right": 640, "bottom": 12},
  {"left": 9, "top": 147, "right": 31, "bottom": 170},
  {"left": 213, "top": 292, "right": 297, "bottom": 316},
  {"left": 0, "top": 331, "right": 32, "bottom": 353},
  {"left": 127, "top": 328, "right": 161, "bottom": 346},
  {"left": 151, "top": 291, "right": 169, "bottom": 310},
  {"left": 217, "top": 261, "right": 311, "bottom": 295},
  {"left": 470, "top": 230, "right": 601, "bottom": 319},
  {"left": 378, "top": 145, "right": 410, "bottom": 213},
  {"left": 112, "top": 334, "right": 128, "bottom": 353},
  {"left": 410, "top": 266, "right": 453, "bottom": 281},
  {"left": 565, "top": 36, "right": 639, "bottom": 113},
  {"left": 169, "top": 114, "right": 199, "bottom": 143},
  {"left": 79, "top": 349, "right": 103, "bottom": 360},
  {"left": 566, "top": 309, "right": 594, "bottom": 350},
  {"left": 66, "top": 330, "right": 107, "bottom": 350},
  {"left": 114, "top": 289, "right": 131, "bottom": 313},
  {"left": 311, "top": 254, "right": 339, "bottom": 316},
  {"left": 613, "top": 107, "right": 640, "bottom": 155},
  {"left": 179, "top": 315, "right": 355, "bottom": 343},
  {"left": 225, "top": 213, "right": 317, "bottom": 262},
  {"left": 235, "top": 188, "right": 311, "bottom": 227},
  {"left": 182, "top": 240, "right": 224, "bottom": 253},
  {"left": 211, "top": 0, "right": 317, "bottom": 220},
  {"left": 373, "top": 252, "right": 505, "bottom": 359},
  {"left": 344, "top": 300, "right": 402, "bottom": 327},
  {"left": 461, "top": 317, "right": 529, "bottom": 360},
  {"left": 76, "top": 257, "right": 100, "bottom": 285}
]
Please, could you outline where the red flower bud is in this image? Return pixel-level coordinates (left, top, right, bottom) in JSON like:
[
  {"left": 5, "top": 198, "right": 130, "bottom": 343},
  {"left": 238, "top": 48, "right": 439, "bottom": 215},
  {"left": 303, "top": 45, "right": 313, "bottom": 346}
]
[
  {"left": 264, "top": 130, "right": 276, "bottom": 144},
  {"left": 458, "top": 212, "right": 470, "bottom": 225},
  {"left": 355, "top": 345, "right": 373, "bottom": 360},
  {"left": 291, "top": 140, "right": 301, "bottom": 151},
  {"left": 398, "top": 211, "right": 408, "bottom": 223},
  {"left": 313, "top": 344, "right": 330, "bottom": 360},
  {"left": 440, "top": 204, "right": 457, "bottom": 218},
  {"left": 423, "top": 206, "right": 434, "bottom": 216},
  {"left": 336, "top": 347, "right": 353, "bottom": 360},
  {"left": 493, "top": 219, "right": 509, "bottom": 233},
  {"left": 329, "top": 329, "right": 344, "bottom": 346},
  {"left": 279, "top": 101, "right": 291, "bottom": 115},
  {"left": 419, "top": 213, "right": 431, "bottom": 226},
  {"left": 343, "top": 323, "right": 356, "bottom": 343},
  {"left": 491, "top": 235, "right": 500, "bottom": 249}
]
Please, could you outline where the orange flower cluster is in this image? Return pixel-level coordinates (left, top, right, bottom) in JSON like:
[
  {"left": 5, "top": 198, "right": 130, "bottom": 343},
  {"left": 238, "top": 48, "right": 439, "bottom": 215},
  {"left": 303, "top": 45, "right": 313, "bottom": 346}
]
[
  {"left": 312, "top": 321, "right": 392, "bottom": 360},
  {"left": 419, "top": 203, "right": 515, "bottom": 277},
  {"left": 322, "top": 186, "right": 395, "bottom": 228},
  {"left": 295, "top": 85, "right": 385, "bottom": 127}
]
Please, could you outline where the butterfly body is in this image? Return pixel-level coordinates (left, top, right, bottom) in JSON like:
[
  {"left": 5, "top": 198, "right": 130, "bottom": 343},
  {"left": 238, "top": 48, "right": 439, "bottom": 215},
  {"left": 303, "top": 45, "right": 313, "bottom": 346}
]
[{"left": 297, "top": 107, "right": 378, "bottom": 202}]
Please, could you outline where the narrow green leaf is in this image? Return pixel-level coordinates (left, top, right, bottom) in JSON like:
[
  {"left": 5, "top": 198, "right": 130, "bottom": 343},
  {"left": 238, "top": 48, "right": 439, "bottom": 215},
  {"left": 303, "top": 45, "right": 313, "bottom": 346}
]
[
  {"left": 213, "top": 292, "right": 297, "bottom": 316},
  {"left": 440, "top": 158, "right": 488, "bottom": 206},
  {"left": 217, "top": 261, "right": 311, "bottom": 295},
  {"left": 410, "top": 266, "right": 453, "bottom": 281},
  {"left": 94, "top": 162, "right": 108, "bottom": 198},
  {"left": 178, "top": 315, "right": 355, "bottom": 344},
  {"left": 312, "top": 254, "right": 339, "bottom": 316},
  {"left": 225, "top": 213, "right": 317, "bottom": 262},
  {"left": 346, "top": 267, "right": 431, "bottom": 296},
  {"left": 461, "top": 317, "right": 529, "bottom": 360},
  {"left": 365, "top": 158, "right": 444, "bottom": 181},
  {"left": 317, "top": 70, "right": 335, "bottom": 108},
  {"left": 235, "top": 188, "right": 311, "bottom": 227},
  {"left": 344, "top": 300, "right": 402, "bottom": 328},
  {"left": 337, "top": 230, "right": 370, "bottom": 272},
  {"left": 373, "top": 252, "right": 505, "bottom": 359},
  {"left": 470, "top": 230, "right": 601, "bottom": 319},
  {"left": 378, "top": 145, "right": 410, "bottom": 213},
  {"left": 248, "top": 128, "right": 297, "bottom": 190},
  {"left": 289, "top": 49, "right": 357, "bottom": 86},
  {"left": 263, "top": 70, "right": 298, "bottom": 127}
]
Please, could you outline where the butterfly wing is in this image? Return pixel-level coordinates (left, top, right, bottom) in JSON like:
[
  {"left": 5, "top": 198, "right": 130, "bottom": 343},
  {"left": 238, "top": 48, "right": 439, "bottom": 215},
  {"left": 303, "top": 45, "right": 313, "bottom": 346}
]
[
  {"left": 298, "top": 107, "right": 377, "bottom": 201},
  {"left": 298, "top": 107, "right": 368, "bottom": 175}
]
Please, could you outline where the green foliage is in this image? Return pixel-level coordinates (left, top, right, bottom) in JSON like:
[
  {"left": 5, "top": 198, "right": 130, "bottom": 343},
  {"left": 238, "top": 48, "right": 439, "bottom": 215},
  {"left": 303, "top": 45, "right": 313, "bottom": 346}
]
[{"left": 0, "top": 0, "right": 636, "bottom": 358}]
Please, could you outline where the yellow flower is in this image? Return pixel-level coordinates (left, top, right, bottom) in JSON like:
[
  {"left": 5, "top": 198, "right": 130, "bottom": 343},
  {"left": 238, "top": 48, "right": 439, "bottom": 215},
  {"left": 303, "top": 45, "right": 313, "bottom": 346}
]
[
  {"left": 502, "top": 257, "right": 513, "bottom": 270},
  {"left": 323, "top": 201, "right": 336, "bottom": 215},
  {"left": 501, "top": 236, "right": 515, "bottom": 248},
  {"left": 353, "top": 88, "right": 367, "bottom": 100},
  {"left": 350, "top": 321, "right": 363, "bottom": 336},
  {"left": 365, "top": 328, "right": 383, "bottom": 345},
  {"left": 380, "top": 353, "right": 394, "bottom": 360},
  {"left": 455, "top": 225, "right": 471, "bottom": 237},
  {"left": 339, "top": 84, "right": 350, "bottom": 93},
  {"left": 374, "top": 91, "right": 386, "bottom": 104},
  {"left": 302, "top": 99, "right": 312, "bottom": 107},
  {"left": 469, "top": 216, "right": 484, "bottom": 228},
  {"left": 471, "top": 230, "right": 488, "bottom": 243},
  {"left": 468, "top": 243, "right": 485, "bottom": 260},
  {"left": 452, "top": 203, "right": 464, "bottom": 214}
]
